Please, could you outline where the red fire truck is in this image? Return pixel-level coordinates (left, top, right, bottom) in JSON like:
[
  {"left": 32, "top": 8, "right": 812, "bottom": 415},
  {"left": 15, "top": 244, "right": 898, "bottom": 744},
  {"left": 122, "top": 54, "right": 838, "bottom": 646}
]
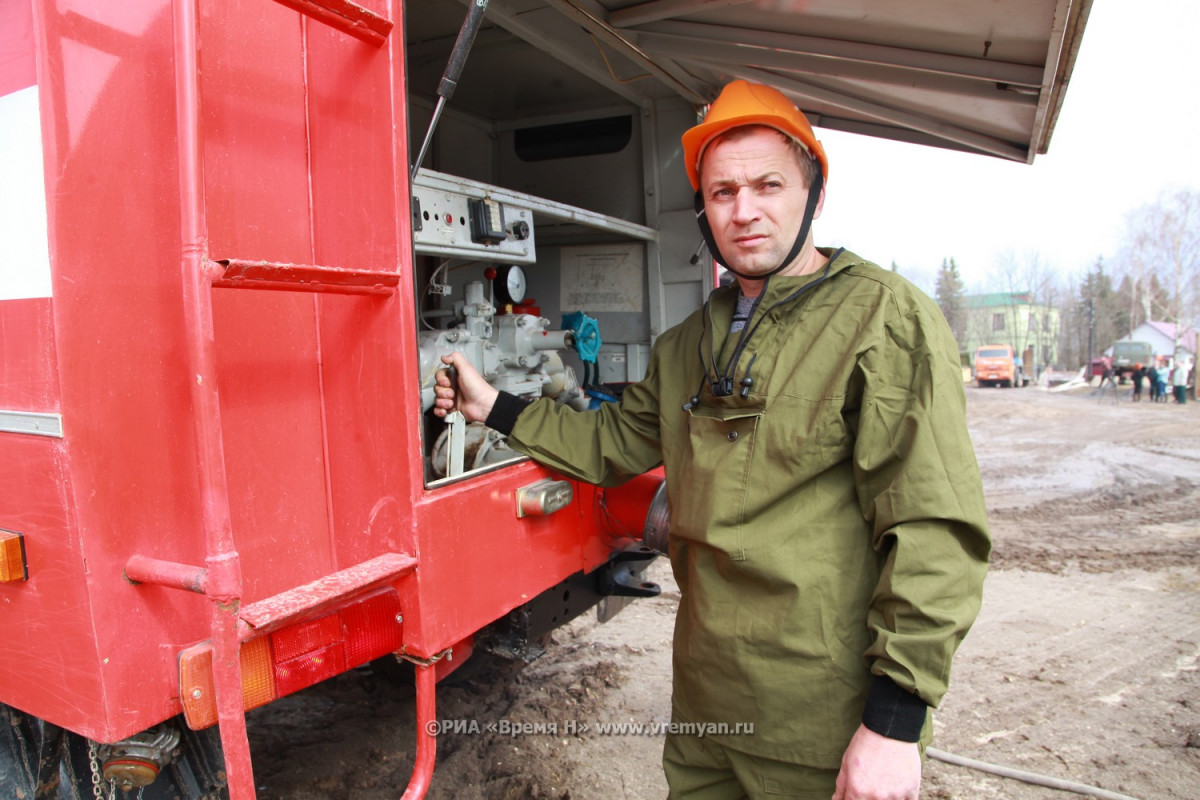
[{"left": 0, "top": 1, "right": 1089, "bottom": 797}]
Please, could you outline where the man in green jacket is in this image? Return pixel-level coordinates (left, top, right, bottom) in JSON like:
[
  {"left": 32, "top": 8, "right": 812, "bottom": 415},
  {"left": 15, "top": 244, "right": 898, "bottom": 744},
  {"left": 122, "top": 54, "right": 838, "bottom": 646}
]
[{"left": 434, "top": 80, "right": 990, "bottom": 800}]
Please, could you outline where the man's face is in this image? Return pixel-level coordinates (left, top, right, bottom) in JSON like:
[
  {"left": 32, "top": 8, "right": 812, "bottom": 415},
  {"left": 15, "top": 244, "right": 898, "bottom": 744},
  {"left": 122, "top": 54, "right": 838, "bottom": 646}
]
[{"left": 699, "top": 126, "right": 823, "bottom": 278}]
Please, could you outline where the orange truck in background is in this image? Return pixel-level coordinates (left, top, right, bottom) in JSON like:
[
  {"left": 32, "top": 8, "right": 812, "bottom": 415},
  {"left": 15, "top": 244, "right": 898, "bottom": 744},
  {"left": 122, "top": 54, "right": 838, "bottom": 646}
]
[{"left": 975, "top": 344, "right": 1025, "bottom": 388}]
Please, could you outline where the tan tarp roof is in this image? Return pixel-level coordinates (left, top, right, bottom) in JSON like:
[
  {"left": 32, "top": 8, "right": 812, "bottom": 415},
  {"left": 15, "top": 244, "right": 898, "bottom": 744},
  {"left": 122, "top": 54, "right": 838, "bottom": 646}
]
[{"left": 407, "top": 0, "right": 1091, "bottom": 163}]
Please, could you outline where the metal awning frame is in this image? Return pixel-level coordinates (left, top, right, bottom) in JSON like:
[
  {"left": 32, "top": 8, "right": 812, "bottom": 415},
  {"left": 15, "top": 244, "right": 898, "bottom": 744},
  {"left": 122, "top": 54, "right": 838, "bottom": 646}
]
[{"left": 473, "top": 0, "right": 1093, "bottom": 164}]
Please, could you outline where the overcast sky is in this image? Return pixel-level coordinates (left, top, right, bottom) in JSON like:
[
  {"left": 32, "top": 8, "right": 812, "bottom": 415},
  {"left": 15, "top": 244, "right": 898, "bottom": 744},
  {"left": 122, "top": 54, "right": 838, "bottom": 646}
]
[{"left": 814, "top": 0, "right": 1200, "bottom": 295}]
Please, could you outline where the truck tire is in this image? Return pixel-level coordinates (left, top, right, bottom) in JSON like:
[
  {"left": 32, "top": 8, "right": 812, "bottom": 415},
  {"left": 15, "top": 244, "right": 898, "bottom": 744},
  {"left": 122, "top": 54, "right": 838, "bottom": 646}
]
[{"left": 0, "top": 704, "right": 228, "bottom": 800}]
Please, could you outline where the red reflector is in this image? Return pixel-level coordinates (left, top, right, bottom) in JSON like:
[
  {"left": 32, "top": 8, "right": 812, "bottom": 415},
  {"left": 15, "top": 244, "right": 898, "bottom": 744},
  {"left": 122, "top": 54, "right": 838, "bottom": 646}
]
[
  {"left": 342, "top": 590, "right": 404, "bottom": 667},
  {"left": 275, "top": 643, "right": 344, "bottom": 696},
  {"left": 271, "top": 614, "right": 342, "bottom": 662}
]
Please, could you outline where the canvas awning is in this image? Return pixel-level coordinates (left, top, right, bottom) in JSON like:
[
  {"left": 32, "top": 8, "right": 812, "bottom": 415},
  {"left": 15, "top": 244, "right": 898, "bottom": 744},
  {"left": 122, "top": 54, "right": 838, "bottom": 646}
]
[{"left": 406, "top": 0, "right": 1092, "bottom": 163}]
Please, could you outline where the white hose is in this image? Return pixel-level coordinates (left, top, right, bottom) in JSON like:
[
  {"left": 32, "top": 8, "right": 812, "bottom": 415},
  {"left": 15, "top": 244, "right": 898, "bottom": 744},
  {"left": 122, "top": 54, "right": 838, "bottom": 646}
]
[{"left": 927, "top": 748, "right": 1140, "bottom": 800}]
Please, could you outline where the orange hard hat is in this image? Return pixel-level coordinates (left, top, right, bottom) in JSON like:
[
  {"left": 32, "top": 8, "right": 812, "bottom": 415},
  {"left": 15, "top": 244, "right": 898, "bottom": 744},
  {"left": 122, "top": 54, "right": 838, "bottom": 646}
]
[{"left": 682, "top": 80, "right": 828, "bottom": 190}]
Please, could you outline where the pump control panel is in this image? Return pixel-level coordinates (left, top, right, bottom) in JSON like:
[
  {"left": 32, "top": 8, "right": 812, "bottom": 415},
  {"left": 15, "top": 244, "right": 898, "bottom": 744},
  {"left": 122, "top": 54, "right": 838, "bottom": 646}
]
[{"left": 412, "top": 171, "right": 536, "bottom": 263}]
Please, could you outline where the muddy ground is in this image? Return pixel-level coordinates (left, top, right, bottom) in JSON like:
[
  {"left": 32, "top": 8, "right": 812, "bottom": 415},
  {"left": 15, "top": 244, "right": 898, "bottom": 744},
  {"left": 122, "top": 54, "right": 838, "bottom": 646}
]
[{"left": 247, "top": 384, "right": 1200, "bottom": 799}]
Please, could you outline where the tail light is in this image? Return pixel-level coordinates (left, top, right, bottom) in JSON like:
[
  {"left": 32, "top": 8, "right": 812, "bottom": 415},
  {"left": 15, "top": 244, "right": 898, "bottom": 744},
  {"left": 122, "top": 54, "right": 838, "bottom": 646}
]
[
  {"left": 641, "top": 481, "right": 669, "bottom": 553},
  {"left": 179, "top": 588, "right": 403, "bottom": 729},
  {"left": 598, "top": 471, "right": 669, "bottom": 553}
]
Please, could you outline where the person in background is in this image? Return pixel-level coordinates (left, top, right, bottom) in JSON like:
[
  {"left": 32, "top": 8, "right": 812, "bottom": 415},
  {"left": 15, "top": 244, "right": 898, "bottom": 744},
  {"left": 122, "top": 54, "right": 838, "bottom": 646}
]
[
  {"left": 1147, "top": 362, "right": 1160, "bottom": 402},
  {"left": 1131, "top": 364, "right": 1144, "bottom": 402},
  {"left": 1157, "top": 361, "right": 1171, "bottom": 402},
  {"left": 435, "top": 80, "right": 990, "bottom": 800},
  {"left": 1173, "top": 360, "right": 1189, "bottom": 404}
]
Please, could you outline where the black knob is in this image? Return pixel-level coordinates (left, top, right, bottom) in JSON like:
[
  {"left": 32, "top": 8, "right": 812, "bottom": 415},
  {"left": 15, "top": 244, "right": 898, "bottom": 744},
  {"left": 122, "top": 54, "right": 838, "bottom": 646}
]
[{"left": 511, "top": 220, "right": 530, "bottom": 240}]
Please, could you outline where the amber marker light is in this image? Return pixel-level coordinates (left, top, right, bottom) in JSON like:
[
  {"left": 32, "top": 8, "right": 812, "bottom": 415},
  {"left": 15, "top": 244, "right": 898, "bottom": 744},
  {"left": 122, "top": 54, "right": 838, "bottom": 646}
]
[
  {"left": 0, "top": 529, "right": 28, "bottom": 582},
  {"left": 179, "top": 637, "right": 277, "bottom": 730}
]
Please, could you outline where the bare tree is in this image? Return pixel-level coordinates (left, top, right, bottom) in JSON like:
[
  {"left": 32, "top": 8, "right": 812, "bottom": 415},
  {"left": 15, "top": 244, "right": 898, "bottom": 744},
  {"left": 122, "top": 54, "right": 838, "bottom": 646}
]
[
  {"left": 1115, "top": 222, "right": 1154, "bottom": 332},
  {"left": 989, "top": 250, "right": 1062, "bottom": 372},
  {"left": 1057, "top": 272, "right": 1083, "bottom": 369},
  {"left": 1115, "top": 189, "right": 1200, "bottom": 353}
]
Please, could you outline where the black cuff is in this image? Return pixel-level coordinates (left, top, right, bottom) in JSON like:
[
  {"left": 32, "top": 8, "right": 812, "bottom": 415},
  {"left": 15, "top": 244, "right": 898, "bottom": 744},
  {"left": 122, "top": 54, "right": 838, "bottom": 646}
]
[
  {"left": 484, "top": 391, "right": 532, "bottom": 435},
  {"left": 861, "top": 675, "right": 928, "bottom": 742}
]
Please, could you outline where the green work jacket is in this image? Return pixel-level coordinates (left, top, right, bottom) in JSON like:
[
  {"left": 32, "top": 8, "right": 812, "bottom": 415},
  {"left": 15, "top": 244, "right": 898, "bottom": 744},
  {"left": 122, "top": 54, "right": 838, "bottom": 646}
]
[{"left": 508, "top": 248, "right": 990, "bottom": 767}]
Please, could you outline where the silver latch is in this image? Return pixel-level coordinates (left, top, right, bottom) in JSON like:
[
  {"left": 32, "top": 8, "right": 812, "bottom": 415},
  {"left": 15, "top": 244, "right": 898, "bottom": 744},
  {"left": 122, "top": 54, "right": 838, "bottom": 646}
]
[{"left": 516, "top": 478, "right": 574, "bottom": 518}]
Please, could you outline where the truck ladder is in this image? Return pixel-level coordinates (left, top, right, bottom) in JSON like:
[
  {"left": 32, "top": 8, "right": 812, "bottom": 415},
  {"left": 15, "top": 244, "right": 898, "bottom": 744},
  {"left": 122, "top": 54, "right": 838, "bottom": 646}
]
[{"left": 120, "top": 3, "right": 436, "bottom": 799}]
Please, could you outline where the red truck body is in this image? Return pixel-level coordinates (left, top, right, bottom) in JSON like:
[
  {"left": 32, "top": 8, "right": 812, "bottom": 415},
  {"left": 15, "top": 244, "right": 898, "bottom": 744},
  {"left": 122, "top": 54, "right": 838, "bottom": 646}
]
[{"left": 1, "top": 2, "right": 660, "bottom": 796}]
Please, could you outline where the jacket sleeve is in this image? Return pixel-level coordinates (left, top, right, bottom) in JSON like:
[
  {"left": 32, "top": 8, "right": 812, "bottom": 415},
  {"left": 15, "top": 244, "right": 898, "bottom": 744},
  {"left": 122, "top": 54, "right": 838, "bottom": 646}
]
[
  {"left": 851, "top": 293, "right": 991, "bottom": 731},
  {"left": 503, "top": 343, "right": 668, "bottom": 487}
]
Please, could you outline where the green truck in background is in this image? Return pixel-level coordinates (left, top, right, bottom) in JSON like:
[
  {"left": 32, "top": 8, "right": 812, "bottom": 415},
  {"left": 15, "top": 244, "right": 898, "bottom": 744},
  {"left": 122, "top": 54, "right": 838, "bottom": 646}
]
[{"left": 1111, "top": 341, "right": 1155, "bottom": 381}]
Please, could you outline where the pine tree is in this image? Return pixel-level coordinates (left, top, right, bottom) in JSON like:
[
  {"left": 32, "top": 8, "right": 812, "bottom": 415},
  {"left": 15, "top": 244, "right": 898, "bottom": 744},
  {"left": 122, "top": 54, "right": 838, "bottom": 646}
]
[
  {"left": 1079, "top": 260, "right": 1125, "bottom": 365},
  {"left": 935, "top": 257, "right": 966, "bottom": 345}
]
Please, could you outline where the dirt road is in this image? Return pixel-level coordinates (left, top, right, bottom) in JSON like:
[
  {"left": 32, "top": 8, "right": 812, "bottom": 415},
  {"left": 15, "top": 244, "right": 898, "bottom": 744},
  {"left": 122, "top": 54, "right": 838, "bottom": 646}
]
[{"left": 247, "top": 385, "right": 1200, "bottom": 799}]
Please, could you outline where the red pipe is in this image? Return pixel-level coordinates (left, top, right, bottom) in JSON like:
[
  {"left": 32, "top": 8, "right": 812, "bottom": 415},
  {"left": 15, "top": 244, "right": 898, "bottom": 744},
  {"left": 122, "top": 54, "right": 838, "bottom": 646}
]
[
  {"left": 124, "top": 554, "right": 207, "bottom": 593},
  {"left": 172, "top": 1, "right": 255, "bottom": 798},
  {"left": 400, "top": 663, "right": 438, "bottom": 800}
]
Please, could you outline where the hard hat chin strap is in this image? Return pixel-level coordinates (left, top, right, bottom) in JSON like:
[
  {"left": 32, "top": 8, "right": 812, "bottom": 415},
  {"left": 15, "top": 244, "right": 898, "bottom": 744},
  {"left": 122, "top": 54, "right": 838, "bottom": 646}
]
[{"left": 693, "top": 166, "right": 824, "bottom": 281}]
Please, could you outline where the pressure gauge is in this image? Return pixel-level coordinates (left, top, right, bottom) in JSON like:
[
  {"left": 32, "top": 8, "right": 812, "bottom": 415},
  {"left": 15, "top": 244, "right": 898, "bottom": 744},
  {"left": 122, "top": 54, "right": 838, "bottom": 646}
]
[{"left": 495, "top": 264, "right": 527, "bottom": 305}]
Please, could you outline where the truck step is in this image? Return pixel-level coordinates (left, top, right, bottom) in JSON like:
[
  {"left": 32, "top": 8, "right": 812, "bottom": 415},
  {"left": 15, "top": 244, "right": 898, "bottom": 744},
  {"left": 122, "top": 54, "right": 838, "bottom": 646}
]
[{"left": 238, "top": 552, "right": 417, "bottom": 638}]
